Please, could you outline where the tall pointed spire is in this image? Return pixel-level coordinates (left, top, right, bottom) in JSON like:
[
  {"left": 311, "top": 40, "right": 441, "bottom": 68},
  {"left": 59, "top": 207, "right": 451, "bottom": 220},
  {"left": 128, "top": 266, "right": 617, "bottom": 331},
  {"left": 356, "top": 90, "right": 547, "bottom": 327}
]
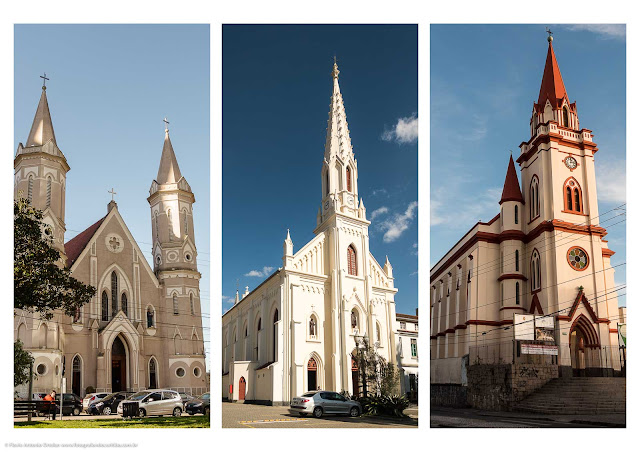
[
  {"left": 324, "top": 60, "right": 354, "bottom": 161},
  {"left": 156, "top": 126, "right": 183, "bottom": 184},
  {"left": 537, "top": 38, "right": 569, "bottom": 109},
  {"left": 499, "top": 154, "right": 524, "bottom": 204},
  {"left": 26, "top": 86, "right": 57, "bottom": 147}
]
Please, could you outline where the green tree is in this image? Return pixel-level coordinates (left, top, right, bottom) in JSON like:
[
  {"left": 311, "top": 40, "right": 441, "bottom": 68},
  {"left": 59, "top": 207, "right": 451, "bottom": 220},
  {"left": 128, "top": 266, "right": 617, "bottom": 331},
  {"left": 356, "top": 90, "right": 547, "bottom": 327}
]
[
  {"left": 353, "top": 336, "right": 400, "bottom": 397},
  {"left": 14, "top": 197, "right": 95, "bottom": 319},
  {"left": 14, "top": 340, "right": 34, "bottom": 387}
]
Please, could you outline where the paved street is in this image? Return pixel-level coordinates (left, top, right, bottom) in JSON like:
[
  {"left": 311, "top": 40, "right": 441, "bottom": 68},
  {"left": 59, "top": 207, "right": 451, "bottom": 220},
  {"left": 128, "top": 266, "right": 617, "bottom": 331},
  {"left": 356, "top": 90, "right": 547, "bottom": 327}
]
[
  {"left": 14, "top": 411, "right": 201, "bottom": 423},
  {"left": 222, "top": 402, "right": 418, "bottom": 428},
  {"left": 431, "top": 407, "right": 625, "bottom": 428}
]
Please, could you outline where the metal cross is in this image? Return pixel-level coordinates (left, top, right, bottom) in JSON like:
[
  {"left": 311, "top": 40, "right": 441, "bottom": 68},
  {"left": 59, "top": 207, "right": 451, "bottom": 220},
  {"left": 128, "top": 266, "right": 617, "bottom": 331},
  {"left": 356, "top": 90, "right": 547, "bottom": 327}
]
[
  {"left": 108, "top": 187, "right": 117, "bottom": 201},
  {"left": 40, "top": 73, "right": 49, "bottom": 88},
  {"left": 163, "top": 117, "right": 170, "bottom": 130},
  {"left": 546, "top": 27, "right": 553, "bottom": 38}
]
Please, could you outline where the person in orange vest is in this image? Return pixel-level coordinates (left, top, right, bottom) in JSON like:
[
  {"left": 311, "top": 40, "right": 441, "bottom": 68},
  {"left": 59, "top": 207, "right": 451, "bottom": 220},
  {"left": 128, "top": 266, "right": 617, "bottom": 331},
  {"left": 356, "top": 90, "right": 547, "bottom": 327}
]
[{"left": 43, "top": 390, "right": 57, "bottom": 420}]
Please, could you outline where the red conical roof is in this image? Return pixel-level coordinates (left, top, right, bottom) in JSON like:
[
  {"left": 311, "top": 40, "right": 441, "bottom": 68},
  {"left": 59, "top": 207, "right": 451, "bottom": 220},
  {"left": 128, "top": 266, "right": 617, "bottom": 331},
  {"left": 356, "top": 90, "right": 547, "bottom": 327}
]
[
  {"left": 499, "top": 155, "right": 524, "bottom": 205},
  {"left": 537, "top": 41, "right": 569, "bottom": 109}
]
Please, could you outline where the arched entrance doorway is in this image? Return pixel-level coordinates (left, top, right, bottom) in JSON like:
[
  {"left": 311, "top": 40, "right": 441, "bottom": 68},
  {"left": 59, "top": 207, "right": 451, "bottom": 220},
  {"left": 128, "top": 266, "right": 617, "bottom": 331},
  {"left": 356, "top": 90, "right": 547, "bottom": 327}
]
[
  {"left": 569, "top": 315, "right": 599, "bottom": 377},
  {"left": 72, "top": 355, "right": 82, "bottom": 396},
  {"left": 238, "top": 377, "right": 246, "bottom": 401},
  {"left": 351, "top": 356, "right": 360, "bottom": 398},
  {"left": 307, "top": 357, "right": 318, "bottom": 391},
  {"left": 111, "top": 336, "right": 127, "bottom": 392},
  {"left": 149, "top": 358, "right": 158, "bottom": 389}
]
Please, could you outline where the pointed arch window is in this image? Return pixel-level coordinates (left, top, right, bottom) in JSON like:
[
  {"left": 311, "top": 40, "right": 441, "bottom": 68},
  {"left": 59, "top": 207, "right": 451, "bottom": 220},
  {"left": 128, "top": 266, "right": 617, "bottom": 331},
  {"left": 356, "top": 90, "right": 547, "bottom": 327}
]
[
  {"left": 190, "top": 293, "right": 195, "bottom": 315},
  {"left": 514, "top": 205, "right": 519, "bottom": 224},
  {"left": 73, "top": 305, "right": 81, "bottom": 323},
  {"left": 101, "top": 291, "right": 109, "bottom": 321},
  {"left": 173, "top": 293, "right": 179, "bottom": 315},
  {"left": 309, "top": 315, "right": 317, "bottom": 339},
  {"left": 111, "top": 272, "right": 118, "bottom": 316},
  {"left": 346, "top": 166, "right": 352, "bottom": 192},
  {"left": 167, "top": 209, "right": 174, "bottom": 238},
  {"left": 376, "top": 322, "right": 381, "bottom": 344},
  {"left": 563, "top": 178, "right": 583, "bottom": 214},
  {"left": 563, "top": 106, "right": 570, "bottom": 128},
  {"left": 154, "top": 212, "right": 159, "bottom": 241},
  {"left": 531, "top": 250, "right": 541, "bottom": 291},
  {"left": 27, "top": 176, "right": 34, "bottom": 203},
  {"left": 46, "top": 176, "right": 52, "bottom": 208},
  {"left": 530, "top": 176, "right": 540, "bottom": 220},
  {"left": 273, "top": 309, "right": 279, "bottom": 361},
  {"left": 325, "top": 170, "right": 329, "bottom": 196},
  {"left": 347, "top": 245, "right": 357, "bottom": 276},
  {"left": 351, "top": 309, "right": 359, "bottom": 333},
  {"left": 515, "top": 282, "right": 520, "bottom": 305},
  {"left": 149, "top": 358, "right": 158, "bottom": 389},
  {"left": 121, "top": 293, "right": 128, "bottom": 317},
  {"left": 515, "top": 250, "right": 520, "bottom": 272},
  {"left": 182, "top": 209, "right": 189, "bottom": 235}
]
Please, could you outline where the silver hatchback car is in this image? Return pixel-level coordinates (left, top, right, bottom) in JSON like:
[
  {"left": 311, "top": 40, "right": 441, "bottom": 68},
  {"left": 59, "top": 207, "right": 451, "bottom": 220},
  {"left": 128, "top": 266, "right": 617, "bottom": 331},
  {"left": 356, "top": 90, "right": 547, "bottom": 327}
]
[
  {"left": 290, "top": 391, "right": 361, "bottom": 418},
  {"left": 117, "top": 390, "right": 183, "bottom": 417}
]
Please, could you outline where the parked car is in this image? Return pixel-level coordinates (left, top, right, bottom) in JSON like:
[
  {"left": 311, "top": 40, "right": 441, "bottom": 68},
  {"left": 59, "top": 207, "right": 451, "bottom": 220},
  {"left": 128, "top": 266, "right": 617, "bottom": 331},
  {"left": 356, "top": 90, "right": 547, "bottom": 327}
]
[
  {"left": 42, "top": 393, "right": 83, "bottom": 416},
  {"left": 88, "top": 391, "right": 133, "bottom": 415},
  {"left": 117, "top": 390, "right": 183, "bottom": 418},
  {"left": 83, "top": 392, "right": 110, "bottom": 413},
  {"left": 178, "top": 392, "right": 195, "bottom": 407},
  {"left": 289, "top": 391, "right": 361, "bottom": 418},
  {"left": 185, "top": 392, "right": 210, "bottom": 415}
]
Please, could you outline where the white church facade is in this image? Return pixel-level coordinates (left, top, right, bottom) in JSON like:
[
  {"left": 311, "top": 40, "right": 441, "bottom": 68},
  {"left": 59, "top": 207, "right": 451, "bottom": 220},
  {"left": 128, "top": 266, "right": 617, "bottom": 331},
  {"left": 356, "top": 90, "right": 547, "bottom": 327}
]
[
  {"left": 222, "top": 63, "right": 399, "bottom": 405},
  {"left": 14, "top": 83, "right": 207, "bottom": 397},
  {"left": 430, "top": 37, "right": 623, "bottom": 384}
]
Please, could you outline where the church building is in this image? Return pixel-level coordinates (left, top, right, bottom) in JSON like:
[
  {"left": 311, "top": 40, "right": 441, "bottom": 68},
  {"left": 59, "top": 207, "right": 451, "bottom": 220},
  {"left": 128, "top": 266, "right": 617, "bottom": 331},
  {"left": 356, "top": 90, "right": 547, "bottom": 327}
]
[
  {"left": 14, "top": 82, "right": 207, "bottom": 397},
  {"left": 430, "top": 36, "right": 622, "bottom": 383},
  {"left": 222, "top": 62, "right": 399, "bottom": 405}
]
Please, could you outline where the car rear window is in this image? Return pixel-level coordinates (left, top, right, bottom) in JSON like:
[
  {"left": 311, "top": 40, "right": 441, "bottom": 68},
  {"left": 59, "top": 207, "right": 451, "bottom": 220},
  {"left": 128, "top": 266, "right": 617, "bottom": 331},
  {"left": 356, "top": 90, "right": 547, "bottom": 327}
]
[{"left": 302, "top": 392, "right": 316, "bottom": 397}]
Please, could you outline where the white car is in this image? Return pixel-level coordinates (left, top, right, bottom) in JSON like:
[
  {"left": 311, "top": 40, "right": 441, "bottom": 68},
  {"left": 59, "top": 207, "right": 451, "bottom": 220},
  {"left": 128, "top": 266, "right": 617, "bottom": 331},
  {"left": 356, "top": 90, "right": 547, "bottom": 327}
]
[
  {"left": 83, "top": 392, "right": 110, "bottom": 413},
  {"left": 117, "top": 390, "right": 183, "bottom": 418}
]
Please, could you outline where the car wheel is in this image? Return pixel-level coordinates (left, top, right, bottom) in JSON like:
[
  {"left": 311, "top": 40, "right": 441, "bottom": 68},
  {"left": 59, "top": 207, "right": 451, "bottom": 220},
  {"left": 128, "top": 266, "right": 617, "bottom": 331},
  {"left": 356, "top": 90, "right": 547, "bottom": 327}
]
[
  {"left": 103, "top": 406, "right": 111, "bottom": 415},
  {"left": 349, "top": 407, "right": 360, "bottom": 417},
  {"left": 138, "top": 408, "right": 146, "bottom": 418},
  {"left": 73, "top": 407, "right": 81, "bottom": 416},
  {"left": 313, "top": 407, "right": 323, "bottom": 419},
  {"left": 173, "top": 407, "right": 182, "bottom": 417}
]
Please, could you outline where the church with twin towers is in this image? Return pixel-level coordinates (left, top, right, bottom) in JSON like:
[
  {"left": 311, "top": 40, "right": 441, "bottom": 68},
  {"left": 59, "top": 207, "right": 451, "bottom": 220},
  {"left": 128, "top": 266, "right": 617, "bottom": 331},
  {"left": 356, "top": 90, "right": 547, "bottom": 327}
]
[{"left": 13, "top": 79, "right": 207, "bottom": 398}]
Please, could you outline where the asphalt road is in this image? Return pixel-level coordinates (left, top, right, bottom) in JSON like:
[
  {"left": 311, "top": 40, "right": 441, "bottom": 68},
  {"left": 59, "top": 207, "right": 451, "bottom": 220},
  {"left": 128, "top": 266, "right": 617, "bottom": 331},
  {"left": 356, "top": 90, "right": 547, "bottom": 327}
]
[
  {"left": 222, "top": 402, "right": 418, "bottom": 428},
  {"left": 430, "top": 407, "right": 625, "bottom": 428}
]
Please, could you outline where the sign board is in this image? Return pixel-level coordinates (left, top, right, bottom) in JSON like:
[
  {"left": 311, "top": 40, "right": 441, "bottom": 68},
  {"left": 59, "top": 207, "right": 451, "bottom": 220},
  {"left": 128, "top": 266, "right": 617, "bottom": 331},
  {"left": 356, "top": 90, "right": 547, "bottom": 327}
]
[
  {"left": 514, "top": 314, "right": 535, "bottom": 341},
  {"left": 535, "top": 316, "right": 554, "bottom": 329},
  {"left": 521, "top": 344, "right": 558, "bottom": 355},
  {"left": 61, "top": 377, "right": 67, "bottom": 393},
  {"left": 619, "top": 324, "right": 626, "bottom": 347},
  {"left": 535, "top": 328, "right": 555, "bottom": 342}
]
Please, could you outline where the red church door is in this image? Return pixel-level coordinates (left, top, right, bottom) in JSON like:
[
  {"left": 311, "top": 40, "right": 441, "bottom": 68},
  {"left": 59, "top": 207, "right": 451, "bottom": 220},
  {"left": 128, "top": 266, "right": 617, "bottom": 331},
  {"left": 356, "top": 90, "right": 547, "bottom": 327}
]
[{"left": 238, "top": 377, "right": 246, "bottom": 401}]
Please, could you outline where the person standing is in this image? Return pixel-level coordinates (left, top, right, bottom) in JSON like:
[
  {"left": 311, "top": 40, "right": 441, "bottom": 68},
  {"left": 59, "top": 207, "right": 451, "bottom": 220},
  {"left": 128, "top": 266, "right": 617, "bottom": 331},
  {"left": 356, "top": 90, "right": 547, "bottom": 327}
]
[{"left": 43, "top": 390, "right": 57, "bottom": 420}]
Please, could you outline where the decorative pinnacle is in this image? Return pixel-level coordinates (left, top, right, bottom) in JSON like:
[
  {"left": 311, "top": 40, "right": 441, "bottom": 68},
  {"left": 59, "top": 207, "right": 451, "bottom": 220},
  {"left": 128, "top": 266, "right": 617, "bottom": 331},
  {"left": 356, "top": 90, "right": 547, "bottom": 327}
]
[
  {"left": 40, "top": 72, "right": 49, "bottom": 89},
  {"left": 163, "top": 117, "right": 170, "bottom": 132},
  {"left": 331, "top": 56, "right": 340, "bottom": 79},
  {"left": 546, "top": 27, "right": 553, "bottom": 42}
]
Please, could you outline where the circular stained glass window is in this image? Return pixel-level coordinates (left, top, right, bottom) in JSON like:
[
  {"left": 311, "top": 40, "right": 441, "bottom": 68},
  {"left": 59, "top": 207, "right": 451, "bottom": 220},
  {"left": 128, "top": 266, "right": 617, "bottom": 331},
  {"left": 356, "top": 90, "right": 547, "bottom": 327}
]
[{"left": 567, "top": 247, "right": 589, "bottom": 271}]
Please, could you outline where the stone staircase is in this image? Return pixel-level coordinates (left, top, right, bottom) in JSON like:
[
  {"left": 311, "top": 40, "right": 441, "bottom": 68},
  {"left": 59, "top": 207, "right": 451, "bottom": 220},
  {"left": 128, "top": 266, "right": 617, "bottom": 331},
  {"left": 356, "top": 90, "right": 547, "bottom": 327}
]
[{"left": 514, "top": 377, "right": 625, "bottom": 414}]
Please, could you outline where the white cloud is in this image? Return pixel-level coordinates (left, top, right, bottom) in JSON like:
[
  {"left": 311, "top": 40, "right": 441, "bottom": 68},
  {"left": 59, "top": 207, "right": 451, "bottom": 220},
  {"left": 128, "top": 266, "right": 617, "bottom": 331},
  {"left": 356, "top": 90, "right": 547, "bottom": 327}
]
[
  {"left": 596, "top": 158, "right": 626, "bottom": 204},
  {"left": 379, "top": 201, "right": 418, "bottom": 242},
  {"left": 564, "top": 24, "right": 625, "bottom": 40},
  {"left": 431, "top": 183, "right": 502, "bottom": 233},
  {"left": 412, "top": 242, "right": 418, "bottom": 256},
  {"left": 244, "top": 266, "right": 274, "bottom": 278},
  {"left": 222, "top": 295, "right": 234, "bottom": 304},
  {"left": 370, "top": 206, "right": 389, "bottom": 221},
  {"left": 382, "top": 114, "right": 418, "bottom": 144},
  {"left": 372, "top": 188, "right": 388, "bottom": 197}
]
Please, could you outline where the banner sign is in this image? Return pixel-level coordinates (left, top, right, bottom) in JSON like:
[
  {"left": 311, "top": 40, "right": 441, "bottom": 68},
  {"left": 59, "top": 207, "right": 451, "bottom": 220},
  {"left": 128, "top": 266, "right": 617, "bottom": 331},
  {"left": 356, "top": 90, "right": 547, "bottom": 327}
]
[
  {"left": 521, "top": 344, "right": 558, "bottom": 355},
  {"left": 535, "top": 316, "right": 554, "bottom": 329},
  {"left": 535, "top": 328, "right": 555, "bottom": 342},
  {"left": 514, "top": 314, "right": 535, "bottom": 340},
  {"left": 619, "top": 324, "right": 626, "bottom": 347}
]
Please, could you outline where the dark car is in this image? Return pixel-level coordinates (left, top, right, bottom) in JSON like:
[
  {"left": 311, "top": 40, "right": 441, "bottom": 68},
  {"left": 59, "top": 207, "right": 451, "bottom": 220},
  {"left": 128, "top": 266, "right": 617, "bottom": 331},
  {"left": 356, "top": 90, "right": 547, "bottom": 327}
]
[
  {"left": 185, "top": 392, "right": 210, "bottom": 415},
  {"left": 88, "top": 391, "right": 133, "bottom": 415},
  {"left": 39, "top": 393, "right": 83, "bottom": 416}
]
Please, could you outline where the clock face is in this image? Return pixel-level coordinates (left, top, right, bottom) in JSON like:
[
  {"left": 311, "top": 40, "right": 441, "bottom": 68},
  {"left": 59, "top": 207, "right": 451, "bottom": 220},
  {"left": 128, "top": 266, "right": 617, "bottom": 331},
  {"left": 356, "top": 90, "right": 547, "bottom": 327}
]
[{"left": 565, "top": 156, "right": 578, "bottom": 169}]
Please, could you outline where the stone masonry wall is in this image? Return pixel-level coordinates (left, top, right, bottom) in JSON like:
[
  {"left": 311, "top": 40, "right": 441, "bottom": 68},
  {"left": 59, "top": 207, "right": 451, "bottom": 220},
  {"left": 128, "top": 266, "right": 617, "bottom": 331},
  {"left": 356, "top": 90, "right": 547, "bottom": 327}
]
[
  {"left": 466, "top": 363, "right": 558, "bottom": 411},
  {"left": 430, "top": 384, "right": 469, "bottom": 408}
]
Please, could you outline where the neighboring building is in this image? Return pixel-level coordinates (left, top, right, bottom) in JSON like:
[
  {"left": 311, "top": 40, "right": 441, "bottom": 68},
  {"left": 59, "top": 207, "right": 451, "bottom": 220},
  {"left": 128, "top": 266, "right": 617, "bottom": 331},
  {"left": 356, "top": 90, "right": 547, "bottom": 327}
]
[
  {"left": 430, "top": 36, "right": 622, "bottom": 384},
  {"left": 222, "top": 62, "right": 399, "bottom": 405},
  {"left": 396, "top": 311, "right": 418, "bottom": 402},
  {"left": 14, "top": 83, "right": 207, "bottom": 397}
]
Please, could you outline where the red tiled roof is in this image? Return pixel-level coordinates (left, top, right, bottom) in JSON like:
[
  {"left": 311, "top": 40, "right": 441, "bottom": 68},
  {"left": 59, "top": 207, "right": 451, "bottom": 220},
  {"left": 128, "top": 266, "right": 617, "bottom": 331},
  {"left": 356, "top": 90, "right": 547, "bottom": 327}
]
[
  {"left": 537, "top": 41, "right": 569, "bottom": 110},
  {"left": 64, "top": 216, "right": 106, "bottom": 268},
  {"left": 499, "top": 155, "right": 524, "bottom": 204}
]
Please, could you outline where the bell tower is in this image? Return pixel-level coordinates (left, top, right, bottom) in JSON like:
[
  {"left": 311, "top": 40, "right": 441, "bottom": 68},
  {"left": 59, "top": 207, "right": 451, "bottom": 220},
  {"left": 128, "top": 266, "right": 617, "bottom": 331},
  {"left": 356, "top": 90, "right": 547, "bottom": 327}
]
[{"left": 14, "top": 79, "right": 69, "bottom": 261}]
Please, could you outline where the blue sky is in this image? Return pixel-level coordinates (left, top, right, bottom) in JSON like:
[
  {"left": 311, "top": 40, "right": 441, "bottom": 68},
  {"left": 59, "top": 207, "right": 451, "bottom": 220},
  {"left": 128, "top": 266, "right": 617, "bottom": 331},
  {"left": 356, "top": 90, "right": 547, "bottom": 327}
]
[
  {"left": 14, "top": 24, "right": 211, "bottom": 357},
  {"left": 431, "top": 24, "right": 626, "bottom": 306},
  {"left": 223, "top": 25, "right": 418, "bottom": 315}
]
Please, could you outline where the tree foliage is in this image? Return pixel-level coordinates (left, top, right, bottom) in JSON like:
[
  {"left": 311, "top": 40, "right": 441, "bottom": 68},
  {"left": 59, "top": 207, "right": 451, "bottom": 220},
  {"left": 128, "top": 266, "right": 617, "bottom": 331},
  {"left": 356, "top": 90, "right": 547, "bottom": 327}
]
[
  {"left": 14, "top": 197, "right": 96, "bottom": 319},
  {"left": 14, "top": 340, "right": 34, "bottom": 387},
  {"left": 352, "top": 336, "right": 400, "bottom": 397}
]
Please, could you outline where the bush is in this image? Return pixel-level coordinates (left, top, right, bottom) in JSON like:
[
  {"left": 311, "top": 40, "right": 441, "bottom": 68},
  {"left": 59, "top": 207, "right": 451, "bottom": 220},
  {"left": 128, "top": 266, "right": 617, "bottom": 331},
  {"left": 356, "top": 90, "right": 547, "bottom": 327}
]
[{"left": 358, "top": 394, "right": 409, "bottom": 417}]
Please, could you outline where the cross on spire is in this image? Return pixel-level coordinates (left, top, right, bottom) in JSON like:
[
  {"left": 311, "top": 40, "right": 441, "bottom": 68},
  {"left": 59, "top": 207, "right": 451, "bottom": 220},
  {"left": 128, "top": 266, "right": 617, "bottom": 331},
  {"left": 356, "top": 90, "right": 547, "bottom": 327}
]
[
  {"left": 40, "top": 72, "right": 49, "bottom": 88},
  {"left": 163, "top": 117, "right": 170, "bottom": 131},
  {"left": 108, "top": 187, "right": 117, "bottom": 201},
  {"left": 546, "top": 27, "right": 554, "bottom": 42}
]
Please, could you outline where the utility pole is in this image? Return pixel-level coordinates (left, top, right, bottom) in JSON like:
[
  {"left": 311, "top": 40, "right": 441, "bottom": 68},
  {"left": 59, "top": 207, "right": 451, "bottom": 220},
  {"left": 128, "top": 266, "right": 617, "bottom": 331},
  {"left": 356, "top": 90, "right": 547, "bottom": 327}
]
[{"left": 27, "top": 362, "right": 33, "bottom": 422}]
